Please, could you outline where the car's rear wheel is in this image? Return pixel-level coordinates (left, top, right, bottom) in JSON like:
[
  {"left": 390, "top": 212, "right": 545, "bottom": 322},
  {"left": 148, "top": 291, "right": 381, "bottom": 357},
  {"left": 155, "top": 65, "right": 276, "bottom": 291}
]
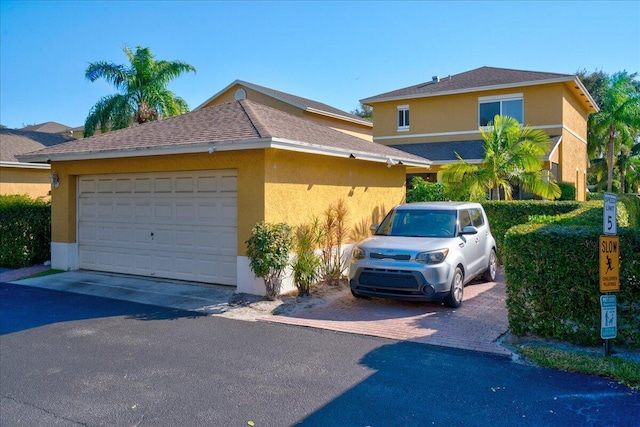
[
  {"left": 444, "top": 267, "right": 463, "bottom": 308},
  {"left": 482, "top": 249, "right": 497, "bottom": 282}
]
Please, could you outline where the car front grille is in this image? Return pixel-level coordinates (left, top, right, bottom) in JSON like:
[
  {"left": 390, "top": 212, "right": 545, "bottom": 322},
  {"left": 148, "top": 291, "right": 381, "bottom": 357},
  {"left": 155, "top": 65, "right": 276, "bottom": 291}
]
[
  {"left": 369, "top": 252, "right": 411, "bottom": 261},
  {"left": 358, "top": 268, "right": 420, "bottom": 290}
]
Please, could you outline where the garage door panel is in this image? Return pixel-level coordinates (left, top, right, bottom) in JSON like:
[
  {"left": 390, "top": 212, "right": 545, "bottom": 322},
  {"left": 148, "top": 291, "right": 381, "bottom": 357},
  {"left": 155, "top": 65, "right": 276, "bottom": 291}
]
[{"left": 79, "top": 170, "right": 237, "bottom": 285}]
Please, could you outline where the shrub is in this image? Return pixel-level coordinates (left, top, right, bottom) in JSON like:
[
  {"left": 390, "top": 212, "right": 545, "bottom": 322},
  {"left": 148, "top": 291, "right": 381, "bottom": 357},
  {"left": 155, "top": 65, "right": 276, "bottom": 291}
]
[
  {"left": 245, "top": 222, "right": 293, "bottom": 301},
  {"left": 0, "top": 195, "right": 51, "bottom": 268},
  {"left": 481, "top": 200, "right": 580, "bottom": 262},
  {"left": 407, "top": 177, "right": 449, "bottom": 202},
  {"left": 319, "top": 199, "right": 349, "bottom": 286},
  {"left": 292, "top": 220, "right": 322, "bottom": 297},
  {"left": 504, "top": 225, "right": 639, "bottom": 349},
  {"left": 557, "top": 182, "right": 576, "bottom": 201}
]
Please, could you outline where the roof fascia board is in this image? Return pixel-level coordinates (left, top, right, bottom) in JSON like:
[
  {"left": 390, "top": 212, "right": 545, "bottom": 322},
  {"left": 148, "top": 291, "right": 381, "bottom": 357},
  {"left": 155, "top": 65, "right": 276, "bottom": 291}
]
[
  {"left": 361, "top": 76, "right": 578, "bottom": 104},
  {"left": 546, "top": 135, "right": 563, "bottom": 161},
  {"left": 17, "top": 138, "right": 268, "bottom": 163},
  {"left": 305, "top": 107, "right": 373, "bottom": 127},
  {"left": 373, "top": 124, "right": 586, "bottom": 144},
  {"left": 193, "top": 79, "right": 242, "bottom": 111},
  {"left": 18, "top": 137, "right": 431, "bottom": 168},
  {"left": 0, "top": 161, "right": 50, "bottom": 169},
  {"left": 270, "top": 137, "right": 431, "bottom": 167}
]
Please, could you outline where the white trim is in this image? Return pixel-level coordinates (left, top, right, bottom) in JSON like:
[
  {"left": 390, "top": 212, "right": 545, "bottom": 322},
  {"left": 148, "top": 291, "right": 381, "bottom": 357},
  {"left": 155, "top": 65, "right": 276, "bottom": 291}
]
[
  {"left": 51, "top": 242, "right": 79, "bottom": 271},
  {"left": 375, "top": 129, "right": 481, "bottom": 141},
  {"left": 236, "top": 256, "right": 296, "bottom": 296},
  {"left": 195, "top": 80, "right": 372, "bottom": 127},
  {"left": 430, "top": 159, "right": 483, "bottom": 166},
  {"left": 20, "top": 137, "right": 432, "bottom": 168},
  {"left": 305, "top": 107, "right": 373, "bottom": 127},
  {"left": 537, "top": 124, "right": 587, "bottom": 144},
  {"left": 397, "top": 105, "right": 410, "bottom": 131},
  {"left": 362, "top": 76, "right": 579, "bottom": 103},
  {"left": 547, "top": 135, "right": 563, "bottom": 160},
  {"left": 478, "top": 93, "right": 523, "bottom": 102},
  {"left": 0, "top": 161, "right": 50, "bottom": 169},
  {"left": 373, "top": 124, "right": 587, "bottom": 144}
]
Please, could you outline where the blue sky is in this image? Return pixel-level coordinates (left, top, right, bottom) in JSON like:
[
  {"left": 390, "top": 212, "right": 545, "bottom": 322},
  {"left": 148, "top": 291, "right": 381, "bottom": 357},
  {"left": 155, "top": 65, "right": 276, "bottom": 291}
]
[{"left": 1, "top": 0, "right": 639, "bottom": 129}]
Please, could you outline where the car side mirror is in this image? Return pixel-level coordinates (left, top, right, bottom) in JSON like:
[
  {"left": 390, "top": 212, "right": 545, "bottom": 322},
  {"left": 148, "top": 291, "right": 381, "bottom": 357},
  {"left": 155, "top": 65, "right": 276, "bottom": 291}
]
[{"left": 460, "top": 226, "right": 478, "bottom": 235}]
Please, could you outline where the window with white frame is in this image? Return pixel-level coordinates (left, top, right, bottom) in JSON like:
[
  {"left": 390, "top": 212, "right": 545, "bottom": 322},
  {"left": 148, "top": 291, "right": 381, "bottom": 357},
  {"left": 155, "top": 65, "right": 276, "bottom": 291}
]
[
  {"left": 397, "top": 105, "right": 410, "bottom": 131},
  {"left": 479, "top": 94, "right": 523, "bottom": 126}
]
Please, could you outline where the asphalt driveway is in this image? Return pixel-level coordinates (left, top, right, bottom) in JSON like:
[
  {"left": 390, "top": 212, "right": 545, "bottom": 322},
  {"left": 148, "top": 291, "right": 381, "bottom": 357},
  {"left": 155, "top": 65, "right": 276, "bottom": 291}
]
[{"left": 3, "top": 266, "right": 510, "bottom": 356}]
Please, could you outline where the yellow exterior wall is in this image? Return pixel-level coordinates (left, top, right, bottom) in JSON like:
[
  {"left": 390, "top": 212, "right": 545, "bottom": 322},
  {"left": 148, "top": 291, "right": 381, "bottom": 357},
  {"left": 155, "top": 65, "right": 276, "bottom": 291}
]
[
  {"left": 369, "top": 81, "right": 591, "bottom": 200},
  {"left": 50, "top": 150, "right": 266, "bottom": 255},
  {"left": 0, "top": 167, "right": 52, "bottom": 200},
  {"left": 371, "top": 83, "right": 568, "bottom": 144},
  {"left": 202, "top": 83, "right": 373, "bottom": 139},
  {"left": 262, "top": 149, "right": 405, "bottom": 239},
  {"left": 50, "top": 149, "right": 405, "bottom": 254}
]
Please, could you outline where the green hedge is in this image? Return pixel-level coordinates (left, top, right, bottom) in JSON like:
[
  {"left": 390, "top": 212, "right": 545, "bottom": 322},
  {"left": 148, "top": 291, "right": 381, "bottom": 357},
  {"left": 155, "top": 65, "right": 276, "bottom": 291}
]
[
  {"left": 0, "top": 195, "right": 51, "bottom": 268},
  {"left": 504, "top": 225, "right": 639, "bottom": 348},
  {"left": 481, "top": 201, "right": 581, "bottom": 261}
]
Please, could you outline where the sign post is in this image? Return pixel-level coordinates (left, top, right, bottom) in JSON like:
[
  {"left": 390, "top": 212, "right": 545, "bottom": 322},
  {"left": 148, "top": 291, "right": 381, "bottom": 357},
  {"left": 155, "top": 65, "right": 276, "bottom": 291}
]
[{"left": 600, "top": 193, "right": 618, "bottom": 357}]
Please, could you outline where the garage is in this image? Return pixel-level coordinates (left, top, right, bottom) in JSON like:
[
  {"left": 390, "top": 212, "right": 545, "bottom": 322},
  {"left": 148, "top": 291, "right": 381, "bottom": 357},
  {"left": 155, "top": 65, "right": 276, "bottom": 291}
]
[{"left": 77, "top": 170, "right": 237, "bottom": 285}]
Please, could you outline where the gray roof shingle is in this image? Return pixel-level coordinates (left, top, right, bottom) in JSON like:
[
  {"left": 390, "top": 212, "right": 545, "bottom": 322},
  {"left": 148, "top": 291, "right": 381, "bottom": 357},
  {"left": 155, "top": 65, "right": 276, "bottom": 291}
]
[
  {"left": 20, "top": 121, "right": 74, "bottom": 134},
  {"left": 390, "top": 135, "right": 562, "bottom": 164},
  {"left": 198, "top": 80, "right": 372, "bottom": 126},
  {"left": 1, "top": 129, "right": 75, "bottom": 162},
  {"left": 18, "top": 99, "right": 430, "bottom": 165},
  {"left": 362, "top": 66, "right": 575, "bottom": 103}
]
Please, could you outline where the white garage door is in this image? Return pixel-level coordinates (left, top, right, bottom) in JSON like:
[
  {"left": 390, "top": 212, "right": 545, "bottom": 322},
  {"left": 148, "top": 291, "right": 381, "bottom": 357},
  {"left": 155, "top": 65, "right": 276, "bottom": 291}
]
[{"left": 78, "top": 170, "right": 237, "bottom": 285}]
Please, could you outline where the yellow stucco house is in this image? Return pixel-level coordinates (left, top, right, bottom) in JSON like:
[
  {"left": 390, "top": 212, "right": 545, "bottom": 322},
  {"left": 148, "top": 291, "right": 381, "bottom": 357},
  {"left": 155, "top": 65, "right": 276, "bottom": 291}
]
[
  {"left": 0, "top": 129, "right": 75, "bottom": 199},
  {"left": 361, "top": 66, "right": 599, "bottom": 201},
  {"left": 19, "top": 99, "right": 431, "bottom": 295},
  {"left": 196, "top": 79, "right": 373, "bottom": 141}
]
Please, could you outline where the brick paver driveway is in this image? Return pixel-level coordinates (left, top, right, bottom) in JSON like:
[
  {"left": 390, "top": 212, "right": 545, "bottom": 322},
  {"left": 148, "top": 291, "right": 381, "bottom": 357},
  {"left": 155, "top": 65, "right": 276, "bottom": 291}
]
[{"left": 263, "top": 268, "right": 511, "bottom": 357}]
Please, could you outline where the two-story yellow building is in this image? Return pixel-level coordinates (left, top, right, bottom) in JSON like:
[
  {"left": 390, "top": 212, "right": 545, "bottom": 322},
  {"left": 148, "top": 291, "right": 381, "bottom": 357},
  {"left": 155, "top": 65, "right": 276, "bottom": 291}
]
[{"left": 361, "top": 66, "right": 598, "bottom": 201}]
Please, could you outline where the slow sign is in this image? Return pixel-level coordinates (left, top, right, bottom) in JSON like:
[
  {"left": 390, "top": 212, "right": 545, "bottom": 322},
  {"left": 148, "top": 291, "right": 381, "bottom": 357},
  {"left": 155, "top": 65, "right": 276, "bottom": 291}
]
[{"left": 599, "top": 235, "right": 620, "bottom": 293}]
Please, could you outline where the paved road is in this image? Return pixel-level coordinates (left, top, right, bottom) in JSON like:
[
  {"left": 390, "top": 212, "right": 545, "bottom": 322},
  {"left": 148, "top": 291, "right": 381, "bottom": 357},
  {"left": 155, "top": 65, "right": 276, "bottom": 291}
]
[{"left": 1, "top": 282, "right": 638, "bottom": 427}]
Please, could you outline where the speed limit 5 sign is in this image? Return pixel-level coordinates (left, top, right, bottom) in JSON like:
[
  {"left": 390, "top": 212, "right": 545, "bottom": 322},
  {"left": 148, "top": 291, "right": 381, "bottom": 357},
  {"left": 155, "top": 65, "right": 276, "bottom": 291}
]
[{"left": 604, "top": 192, "right": 617, "bottom": 235}]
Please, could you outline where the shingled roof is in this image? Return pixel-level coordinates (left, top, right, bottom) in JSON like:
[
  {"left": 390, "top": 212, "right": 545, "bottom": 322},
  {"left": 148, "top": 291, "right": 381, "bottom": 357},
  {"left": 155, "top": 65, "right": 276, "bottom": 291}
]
[
  {"left": 18, "top": 99, "right": 430, "bottom": 167},
  {"left": 1, "top": 129, "right": 75, "bottom": 163},
  {"left": 196, "top": 80, "right": 372, "bottom": 127},
  {"left": 361, "top": 66, "right": 598, "bottom": 112},
  {"left": 20, "top": 121, "right": 74, "bottom": 134},
  {"left": 391, "top": 135, "right": 562, "bottom": 165}
]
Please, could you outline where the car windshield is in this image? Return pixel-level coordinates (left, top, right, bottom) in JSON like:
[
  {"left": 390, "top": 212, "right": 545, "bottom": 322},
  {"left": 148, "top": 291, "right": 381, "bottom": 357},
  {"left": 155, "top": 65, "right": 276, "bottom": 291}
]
[{"left": 375, "top": 209, "right": 457, "bottom": 238}]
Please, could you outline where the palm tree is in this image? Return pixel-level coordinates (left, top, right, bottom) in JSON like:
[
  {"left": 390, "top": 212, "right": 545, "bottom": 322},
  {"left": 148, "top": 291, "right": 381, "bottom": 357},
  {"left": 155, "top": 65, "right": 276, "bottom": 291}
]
[
  {"left": 84, "top": 45, "right": 196, "bottom": 137},
  {"left": 439, "top": 115, "right": 561, "bottom": 201},
  {"left": 588, "top": 72, "right": 640, "bottom": 192}
]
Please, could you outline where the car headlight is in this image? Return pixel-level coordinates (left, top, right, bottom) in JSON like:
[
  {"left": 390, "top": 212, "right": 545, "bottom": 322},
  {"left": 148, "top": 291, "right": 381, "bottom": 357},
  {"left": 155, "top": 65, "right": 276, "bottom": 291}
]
[
  {"left": 416, "top": 248, "right": 449, "bottom": 264},
  {"left": 351, "top": 246, "right": 366, "bottom": 260}
]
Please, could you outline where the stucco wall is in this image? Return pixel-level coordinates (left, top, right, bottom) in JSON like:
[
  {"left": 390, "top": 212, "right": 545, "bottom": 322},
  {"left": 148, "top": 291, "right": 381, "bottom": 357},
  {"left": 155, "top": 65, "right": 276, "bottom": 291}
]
[
  {"left": 50, "top": 149, "right": 405, "bottom": 254},
  {"left": 0, "top": 167, "right": 51, "bottom": 199},
  {"left": 263, "top": 149, "right": 405, "bottom": 235},
  {"left": 50, "top": 150, "right": 266, "bottom": 254},
  {"left": 370, "top": 83, "right": 568, "bottom": 144}
]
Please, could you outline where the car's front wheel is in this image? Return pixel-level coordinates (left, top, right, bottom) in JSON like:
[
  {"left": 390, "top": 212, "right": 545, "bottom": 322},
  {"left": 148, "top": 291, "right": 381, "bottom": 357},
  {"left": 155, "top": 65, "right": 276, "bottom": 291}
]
[
  {"left": 443, "top": 267, "right": 464, "bottom": 308},
  {"left": 482, "top": 249, "right": 497, "bottom": 282}
]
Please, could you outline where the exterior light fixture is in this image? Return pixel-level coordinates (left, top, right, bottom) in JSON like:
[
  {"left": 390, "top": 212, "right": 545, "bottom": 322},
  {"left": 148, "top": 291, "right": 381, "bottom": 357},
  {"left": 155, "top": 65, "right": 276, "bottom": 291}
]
[{"left": 50, "top": 173, "right": 60, "bottom": 188}]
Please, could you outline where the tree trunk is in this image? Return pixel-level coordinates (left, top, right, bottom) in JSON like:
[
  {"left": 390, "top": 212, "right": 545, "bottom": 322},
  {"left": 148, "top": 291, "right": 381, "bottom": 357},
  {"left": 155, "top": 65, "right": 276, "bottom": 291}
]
[{"left": 607, "top": 125, "right": 615, "bottom": 193}]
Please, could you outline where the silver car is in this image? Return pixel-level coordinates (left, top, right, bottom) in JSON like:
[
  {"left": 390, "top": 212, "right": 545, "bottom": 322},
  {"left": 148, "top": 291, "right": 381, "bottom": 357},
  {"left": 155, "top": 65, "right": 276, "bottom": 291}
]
[{"left": 348, "top": 202, "right": 497, "bottom": 308}]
